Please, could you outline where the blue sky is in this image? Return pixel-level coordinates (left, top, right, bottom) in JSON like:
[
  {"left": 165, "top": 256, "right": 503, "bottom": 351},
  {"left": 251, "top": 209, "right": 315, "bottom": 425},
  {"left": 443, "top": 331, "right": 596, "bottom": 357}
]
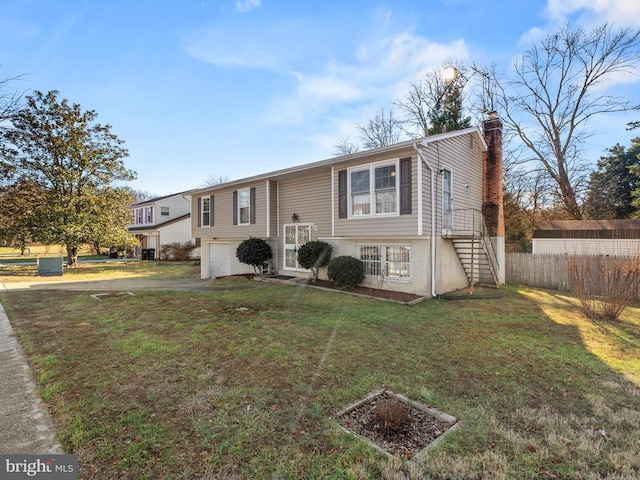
[{"left": 1, "top": 0, "right": 639, "bottom": 196}]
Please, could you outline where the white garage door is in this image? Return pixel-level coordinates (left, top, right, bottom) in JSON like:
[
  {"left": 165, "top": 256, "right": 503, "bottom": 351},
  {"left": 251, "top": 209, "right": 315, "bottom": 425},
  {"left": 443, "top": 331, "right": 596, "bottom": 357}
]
[{"left": 207, "top": 243, "right": 231, "bottom": 278}]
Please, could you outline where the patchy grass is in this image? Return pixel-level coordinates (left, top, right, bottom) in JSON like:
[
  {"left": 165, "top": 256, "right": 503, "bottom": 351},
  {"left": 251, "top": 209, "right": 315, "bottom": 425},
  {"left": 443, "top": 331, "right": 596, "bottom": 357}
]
[
  {"left": 0, "top": 260, "right": 200, "bottom": 283},
  {"left": 1, "top": 280, "right": 639, "bottom": 479}
]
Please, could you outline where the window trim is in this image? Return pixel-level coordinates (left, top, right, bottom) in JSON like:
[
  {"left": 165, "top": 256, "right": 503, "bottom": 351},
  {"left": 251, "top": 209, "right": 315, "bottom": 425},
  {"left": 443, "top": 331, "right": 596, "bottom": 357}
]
[
  {"left": 201, "top": 197, "right": 211, "bottom": 227},
  {"left": 347, "top": 159, "right": 400, "bottom": 218},
  {"left": 357, "top": 243, "right": 412, "bottom": 282},
  {"left": 237, "top": 187, "right": 251, "bottom": 226}
]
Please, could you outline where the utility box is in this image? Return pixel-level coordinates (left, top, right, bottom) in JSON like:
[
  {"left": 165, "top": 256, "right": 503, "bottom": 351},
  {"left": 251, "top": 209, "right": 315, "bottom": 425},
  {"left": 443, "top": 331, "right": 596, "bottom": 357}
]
[{"left": 37, "top": 257, "right": 64, "bottom": 276}]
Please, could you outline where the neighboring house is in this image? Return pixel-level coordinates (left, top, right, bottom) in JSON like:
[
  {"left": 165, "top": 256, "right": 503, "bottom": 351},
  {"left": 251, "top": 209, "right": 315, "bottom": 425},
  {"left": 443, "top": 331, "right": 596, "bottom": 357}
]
[
  {"left": 187, "top": 113, "right": 505, "bottom": 297},
  {"left": 128, "top": 192, "right": 200, "bottom": 258},
  {"left": 532, "top": 219, "right": 640, "bottom": 256}
]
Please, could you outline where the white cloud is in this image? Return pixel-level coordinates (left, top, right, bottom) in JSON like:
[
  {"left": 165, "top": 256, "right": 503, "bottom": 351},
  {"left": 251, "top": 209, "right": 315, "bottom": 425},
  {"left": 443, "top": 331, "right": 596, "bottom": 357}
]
[
  {"left": 183, "top": 29, "right": 278, "bottom": 69},
  {"left": 545, "top": 0, "right": 640, "bottom": 27},
  {"left": 266, "top": 31, "right": 469, "bottom": 127},
  {"left": 235, "top": 0, "right": 261, "bottom": 14}
]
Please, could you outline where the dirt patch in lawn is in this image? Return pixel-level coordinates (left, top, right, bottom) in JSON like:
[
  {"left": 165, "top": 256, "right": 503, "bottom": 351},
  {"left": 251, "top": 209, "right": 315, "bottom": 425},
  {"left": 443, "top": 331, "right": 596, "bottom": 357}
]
[{"left": 336, "top": 389, "right": 458, "bottom": 459}]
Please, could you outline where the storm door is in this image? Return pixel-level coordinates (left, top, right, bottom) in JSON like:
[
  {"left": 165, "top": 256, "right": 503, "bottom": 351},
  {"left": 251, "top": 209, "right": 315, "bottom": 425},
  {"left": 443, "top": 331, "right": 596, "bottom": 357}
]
[
  {"left": 283, "top": 224, "right": 311, "bottom": 271},
  {"left": 442, "top": 168, "right": 453, "bottom": 231}
]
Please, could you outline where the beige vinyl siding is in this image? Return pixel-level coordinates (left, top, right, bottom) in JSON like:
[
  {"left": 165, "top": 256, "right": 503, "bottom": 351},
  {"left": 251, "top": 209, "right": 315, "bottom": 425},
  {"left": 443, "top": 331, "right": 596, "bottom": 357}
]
[
  {"left": 334, "top": 148, "right": 418, "bottom": 237},
  {"left": 276, "top": 172, "right": 332, "bottom": 273},
  {"left": 421, "top": 134, "right": 483, "bottom": 233},
  {"left": 192, "top": 183, "right": 270, "bottom": 239}
]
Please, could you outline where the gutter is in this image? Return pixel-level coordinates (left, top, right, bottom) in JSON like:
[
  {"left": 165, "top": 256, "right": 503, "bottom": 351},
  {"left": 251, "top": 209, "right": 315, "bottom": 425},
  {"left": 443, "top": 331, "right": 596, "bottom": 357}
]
[{"left": 413, "top": 142, "right": 437, "bottom": 298}]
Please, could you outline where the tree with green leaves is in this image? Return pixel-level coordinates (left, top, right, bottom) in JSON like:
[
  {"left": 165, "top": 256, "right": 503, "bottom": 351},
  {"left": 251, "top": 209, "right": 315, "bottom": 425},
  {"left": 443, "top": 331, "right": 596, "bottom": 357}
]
[
  {"left": 0, "top": 90, "right": 136, "bottom": 265},
  {"left": 0, "top": 177, "right": 47, "bottom": 254},
  {"left": 584, "top": 139, "right": 640, "bottom": 219}
]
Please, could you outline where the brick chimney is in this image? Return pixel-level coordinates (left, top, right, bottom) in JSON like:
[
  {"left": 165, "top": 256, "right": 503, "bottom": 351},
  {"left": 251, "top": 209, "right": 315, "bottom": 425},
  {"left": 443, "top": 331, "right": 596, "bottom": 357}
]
[{"left": 482, "top": 111, "right": 504, "bottom": 238}]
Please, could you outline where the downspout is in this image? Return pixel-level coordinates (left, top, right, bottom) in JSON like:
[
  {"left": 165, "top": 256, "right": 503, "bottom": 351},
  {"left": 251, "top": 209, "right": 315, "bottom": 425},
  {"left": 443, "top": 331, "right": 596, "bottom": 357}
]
[{"left": 413, "top": 142, "right": 437, "bottom": 298}]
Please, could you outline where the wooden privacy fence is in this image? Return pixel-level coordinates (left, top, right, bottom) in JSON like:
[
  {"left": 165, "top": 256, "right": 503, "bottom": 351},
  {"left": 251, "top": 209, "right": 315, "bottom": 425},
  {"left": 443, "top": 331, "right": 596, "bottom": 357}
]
[{"left": 505, "top": 253, "right": 640, "bottom": 299}]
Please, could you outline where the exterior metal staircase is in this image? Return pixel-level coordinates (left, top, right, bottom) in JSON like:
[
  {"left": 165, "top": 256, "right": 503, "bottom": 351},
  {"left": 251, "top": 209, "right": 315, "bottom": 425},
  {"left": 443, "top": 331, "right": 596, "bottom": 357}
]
[{"left": 443, "top": 209, "right": 500, "bottom": 288}]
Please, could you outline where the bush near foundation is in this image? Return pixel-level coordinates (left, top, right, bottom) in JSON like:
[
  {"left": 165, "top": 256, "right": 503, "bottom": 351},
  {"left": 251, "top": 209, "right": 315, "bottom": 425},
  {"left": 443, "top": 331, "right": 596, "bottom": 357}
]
[
  {"left": 296, "top": 240, "right": 332, "bottom": 283},
  {"left": 236, "top": 237, "right": 272, "bottom": 276},
  {"left": 327, "top": 255, "right": 365, "bottom": 289}
]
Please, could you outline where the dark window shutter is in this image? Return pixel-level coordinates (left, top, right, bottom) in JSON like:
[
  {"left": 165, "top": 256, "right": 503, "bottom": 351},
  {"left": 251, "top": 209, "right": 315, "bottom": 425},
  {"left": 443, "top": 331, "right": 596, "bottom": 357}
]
[
  {"left": 210, "top": 195, "right": 214, "bottom": 227},
  {"left": 233, "top": 191, "right": 238, "bottom": 225},
  {"left": 250, "top": 187, "right": 256, "bottom": 224},
  {"left": 197, "top": 197, "right": 202, "bottom": 227},
  {"left": 400, "top": 157, "right": 412, "bottom": 215},
  {"left": 338, "top": 170, "right": 347, "bottom": 218}
]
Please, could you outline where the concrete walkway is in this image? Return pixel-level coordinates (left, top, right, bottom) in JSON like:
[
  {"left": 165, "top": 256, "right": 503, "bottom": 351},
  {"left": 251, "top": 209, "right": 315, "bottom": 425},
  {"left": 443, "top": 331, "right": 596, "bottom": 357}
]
[
  {"left": 0, "top": 301, "right": 63, "bottom": 454},
  {"left": 0, "top": 276, "right": 262, "bottom": 454}
]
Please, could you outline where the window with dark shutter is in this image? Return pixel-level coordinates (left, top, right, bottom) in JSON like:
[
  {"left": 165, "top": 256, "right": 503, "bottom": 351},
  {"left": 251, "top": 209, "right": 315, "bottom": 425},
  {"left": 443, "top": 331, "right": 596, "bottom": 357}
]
[
  {"left": 250, "top": 187, "right": 256, "bottom": 224},
  {"left": 400, "top": 157, "right": 412, "bottom": 214},
  {"left": 233, "top": 191, "right": 238, "bottom": 225},
  {"left": 197, "top": 198, "right": 202, "bottom": 227},
  {"left": 338, "top": 170, "right": 347, "bottom": 218},
  {"left": 210, "top": 195, "right": 215, "bottom": 226}
]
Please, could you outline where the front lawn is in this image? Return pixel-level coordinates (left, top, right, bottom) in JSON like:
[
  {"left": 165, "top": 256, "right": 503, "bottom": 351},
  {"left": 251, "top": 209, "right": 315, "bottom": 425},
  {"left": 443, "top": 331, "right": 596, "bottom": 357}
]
[{"left": 1, "top": 275, "right": 639, "bottom": 479}]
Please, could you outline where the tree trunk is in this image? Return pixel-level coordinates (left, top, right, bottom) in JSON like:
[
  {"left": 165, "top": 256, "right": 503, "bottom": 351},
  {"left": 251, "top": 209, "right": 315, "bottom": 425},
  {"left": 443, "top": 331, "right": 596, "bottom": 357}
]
[{"left": 66, "top": 246, "right": 78, "bottom": 266}]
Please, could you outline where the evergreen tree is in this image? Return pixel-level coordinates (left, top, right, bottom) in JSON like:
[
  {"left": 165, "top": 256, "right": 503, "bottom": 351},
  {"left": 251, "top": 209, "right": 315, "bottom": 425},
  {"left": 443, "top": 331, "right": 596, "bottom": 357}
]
[{"left": 584, "top": 139, "right": 640, "bottom": 219}]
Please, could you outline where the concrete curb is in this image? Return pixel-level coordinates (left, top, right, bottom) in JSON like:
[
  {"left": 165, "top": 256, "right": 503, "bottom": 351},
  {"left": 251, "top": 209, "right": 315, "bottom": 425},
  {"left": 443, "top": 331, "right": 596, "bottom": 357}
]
[{"left": 0, "top": 301, "right": 63, "bottom": 454}]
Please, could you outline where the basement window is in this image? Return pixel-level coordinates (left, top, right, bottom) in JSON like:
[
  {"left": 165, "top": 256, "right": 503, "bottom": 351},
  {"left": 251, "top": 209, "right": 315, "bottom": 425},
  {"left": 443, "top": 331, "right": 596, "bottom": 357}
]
[{"left": 358, "top": 244, "right": 411, "bottom": 280}]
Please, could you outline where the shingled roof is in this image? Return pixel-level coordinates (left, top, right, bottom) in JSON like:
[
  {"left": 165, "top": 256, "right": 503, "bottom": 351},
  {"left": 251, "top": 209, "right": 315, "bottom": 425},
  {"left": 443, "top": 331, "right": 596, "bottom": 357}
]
[{"left": 533, "top": 220, "right": 640, "bottom": 239}]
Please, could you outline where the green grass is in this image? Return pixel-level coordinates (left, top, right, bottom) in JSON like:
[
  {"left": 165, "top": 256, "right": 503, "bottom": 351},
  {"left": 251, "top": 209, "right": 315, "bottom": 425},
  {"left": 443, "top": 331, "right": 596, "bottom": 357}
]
[
  {"left": 1, "top": 275, "right": 639, "bottom": 479},
  {"left": 0, "top": 260, "right": 200, "bottom": 282}
]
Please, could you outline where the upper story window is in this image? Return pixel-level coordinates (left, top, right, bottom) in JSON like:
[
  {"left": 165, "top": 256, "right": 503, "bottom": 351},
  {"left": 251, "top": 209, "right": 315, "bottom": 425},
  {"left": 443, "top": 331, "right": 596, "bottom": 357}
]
[
  {"left": 133, "top": 206, "right": 153, "bottom": 225},
  {"left": 160, "top": 207, "right": 170, "bottom": 216},
  {"left": 348, "top": 160, "right": 398, "bottom": 217},
  {"left": 238, "top": 188, "right": 250, "bottom": 225},
  {"left": 201, "top": 197, "right": 211, "bottom": 227}
]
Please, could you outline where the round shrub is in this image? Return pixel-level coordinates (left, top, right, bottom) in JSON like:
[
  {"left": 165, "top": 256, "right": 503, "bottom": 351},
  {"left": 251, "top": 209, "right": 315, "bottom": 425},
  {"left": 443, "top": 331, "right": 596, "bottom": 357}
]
[
  {"left": 296, "top": 240, "right": 332, "bottom": 283},
  {"left": 327, "top": 255, "right": 365, "bottom": 289},
  {"left": 236, "top": 237, "right": 272, "bottom": 275}
]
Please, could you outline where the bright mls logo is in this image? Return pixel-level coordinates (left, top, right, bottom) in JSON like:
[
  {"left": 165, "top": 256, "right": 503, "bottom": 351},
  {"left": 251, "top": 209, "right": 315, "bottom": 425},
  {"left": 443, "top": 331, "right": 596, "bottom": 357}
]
[{"left": 1, "top": 455, "right": 77, "bottom": 479}]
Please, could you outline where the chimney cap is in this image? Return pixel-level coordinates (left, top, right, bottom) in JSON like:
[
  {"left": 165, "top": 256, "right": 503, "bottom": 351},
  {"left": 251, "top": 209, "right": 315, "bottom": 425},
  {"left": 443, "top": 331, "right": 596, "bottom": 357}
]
[{"left": 487, "top": 110, "right": 498, "bottom": 119}]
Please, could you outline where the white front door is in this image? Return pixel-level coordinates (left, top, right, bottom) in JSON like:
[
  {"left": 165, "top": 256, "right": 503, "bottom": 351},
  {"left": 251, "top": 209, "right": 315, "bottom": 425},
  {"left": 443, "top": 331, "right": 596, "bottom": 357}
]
[{"left": 283, "top": 224, "right": 311, "bottom": 271}]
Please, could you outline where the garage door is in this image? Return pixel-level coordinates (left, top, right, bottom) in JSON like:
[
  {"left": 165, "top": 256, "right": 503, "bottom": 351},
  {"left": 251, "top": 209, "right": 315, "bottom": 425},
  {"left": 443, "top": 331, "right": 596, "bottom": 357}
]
[{"left": 207, "top": 243, "right": 231, "bottom": 278}]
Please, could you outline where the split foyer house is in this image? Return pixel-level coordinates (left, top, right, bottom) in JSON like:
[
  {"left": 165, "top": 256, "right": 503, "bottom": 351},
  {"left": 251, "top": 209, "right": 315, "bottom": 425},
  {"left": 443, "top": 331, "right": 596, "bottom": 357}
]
[
  {"left": 188, "top": 114, "right": 505, "bottom": 297},
  {"left": 128, "top": 192, "right": 200, "bottom": 258}
]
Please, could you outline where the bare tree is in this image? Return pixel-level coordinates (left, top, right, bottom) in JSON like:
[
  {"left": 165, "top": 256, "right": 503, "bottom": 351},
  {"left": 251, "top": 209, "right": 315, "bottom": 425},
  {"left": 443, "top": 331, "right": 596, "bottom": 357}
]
[
  {"left": 357, "top": 106, "right": 404, "bottom": 149},
  {"left": 201, "top": 175, "right": 230, "bottom": 187},
  {"left": 494, "top": 22, "right": 640, "bottom": 219},
  {"left": 396, "top": 62, "right": 471, "bottom": 137},
  {"left": 0, "top": 71, "right": 24, "bottom": 128},
  {"left": 333, "top": 136, "right": 360, "bottom": 156}
]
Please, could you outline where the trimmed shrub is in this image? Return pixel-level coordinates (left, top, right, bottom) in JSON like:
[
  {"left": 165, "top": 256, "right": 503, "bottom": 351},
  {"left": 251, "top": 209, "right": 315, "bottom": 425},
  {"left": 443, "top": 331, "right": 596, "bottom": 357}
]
[
  {"left": 236, "top": 237, "right": 272, "bottom": 276},
  {"left": 327, "top": 255, "right": 365, "bottom": 289},
  {"left": 296, "top": 240, "right": 332, "bottom": 283}
]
